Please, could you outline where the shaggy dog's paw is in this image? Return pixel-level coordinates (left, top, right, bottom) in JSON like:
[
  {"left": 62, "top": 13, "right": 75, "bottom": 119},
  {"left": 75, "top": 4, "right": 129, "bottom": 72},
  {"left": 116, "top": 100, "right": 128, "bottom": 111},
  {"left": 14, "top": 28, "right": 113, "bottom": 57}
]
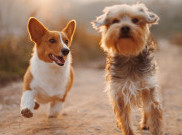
[
  {"left": 21, "top": 108, "right": 33, "bottom": 118},
  {"left": 141, "top": 126, "right": 149, "bottom": 130},
  {"left": 140, "top": 124, "right": 149, "bottom": 131},
  {"left": 116, "top": 121, "right": 122, "bottom": 130}
]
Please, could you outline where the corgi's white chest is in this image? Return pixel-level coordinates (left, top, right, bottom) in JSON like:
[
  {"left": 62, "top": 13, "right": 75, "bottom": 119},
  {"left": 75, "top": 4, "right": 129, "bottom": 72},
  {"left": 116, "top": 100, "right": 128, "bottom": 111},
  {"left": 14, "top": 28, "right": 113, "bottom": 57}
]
[{"left": 30, "top": 50, "right": 70, "bottom": 101}]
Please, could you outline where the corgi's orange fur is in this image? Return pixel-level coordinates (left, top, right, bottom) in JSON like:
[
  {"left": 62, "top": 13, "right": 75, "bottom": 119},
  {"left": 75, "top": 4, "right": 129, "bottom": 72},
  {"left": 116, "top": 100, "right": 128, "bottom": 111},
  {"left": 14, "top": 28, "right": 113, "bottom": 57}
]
[{"left": 20, "top": 17, "right": 76, "bottom": 118}]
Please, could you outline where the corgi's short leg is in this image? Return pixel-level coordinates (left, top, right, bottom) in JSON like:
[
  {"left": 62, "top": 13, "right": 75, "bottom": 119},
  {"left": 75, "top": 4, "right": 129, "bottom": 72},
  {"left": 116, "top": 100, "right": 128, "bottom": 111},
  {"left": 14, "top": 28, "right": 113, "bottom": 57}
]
[
  {"left": 34, "top": 101, "right": 40, "bottom": 110},
  {"left": 48, "top": 101, "right": 64, "bottom": 118},
  {"left": 20, "top": 90, "right": 36, "bottom": 118}
]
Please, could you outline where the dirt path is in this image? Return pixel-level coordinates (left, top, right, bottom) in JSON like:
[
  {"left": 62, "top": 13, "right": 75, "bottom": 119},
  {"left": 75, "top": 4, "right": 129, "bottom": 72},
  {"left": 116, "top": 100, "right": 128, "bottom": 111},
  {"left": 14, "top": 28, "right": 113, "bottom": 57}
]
[{"left": 0, "top": 40, "right": 182, "bottom": 135}]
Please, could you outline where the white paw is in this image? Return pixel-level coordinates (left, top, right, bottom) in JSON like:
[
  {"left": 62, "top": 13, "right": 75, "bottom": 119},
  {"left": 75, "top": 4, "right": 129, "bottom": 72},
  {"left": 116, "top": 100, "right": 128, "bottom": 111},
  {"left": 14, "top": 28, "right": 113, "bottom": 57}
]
[
  {"left": 48, "top": 112, "right": 59, "bottom": 118},
  {"left": 48, "top": 101, "right": 64, "bottom": 118}
]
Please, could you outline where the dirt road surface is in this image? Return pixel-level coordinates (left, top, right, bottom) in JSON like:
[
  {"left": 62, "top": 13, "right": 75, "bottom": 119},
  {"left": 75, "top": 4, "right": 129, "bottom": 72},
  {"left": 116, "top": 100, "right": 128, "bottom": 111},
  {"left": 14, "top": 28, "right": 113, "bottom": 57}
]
[{"left": 0, "top": 40, "right": 182, "bottom": 135}]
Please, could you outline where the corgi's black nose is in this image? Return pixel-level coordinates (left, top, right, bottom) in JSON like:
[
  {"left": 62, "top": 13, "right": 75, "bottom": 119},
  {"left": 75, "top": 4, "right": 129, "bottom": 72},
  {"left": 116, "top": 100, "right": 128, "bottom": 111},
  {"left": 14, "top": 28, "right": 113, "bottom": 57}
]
[{"left": 61, "top": 48, "right": 69, "bottom": 56}]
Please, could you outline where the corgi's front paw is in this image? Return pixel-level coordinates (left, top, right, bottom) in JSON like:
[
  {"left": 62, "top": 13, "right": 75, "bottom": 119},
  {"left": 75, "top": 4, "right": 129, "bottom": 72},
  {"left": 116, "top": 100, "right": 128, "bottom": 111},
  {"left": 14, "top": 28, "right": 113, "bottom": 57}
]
[
  {"left": 21, "top": 108, "right": 33, "bottom": 118},
  {"left": 48, "top": 111, "right": 59, "bottom": 118},
  {"left": 48, "top": 101, "right": 64, "bottom": 118}
]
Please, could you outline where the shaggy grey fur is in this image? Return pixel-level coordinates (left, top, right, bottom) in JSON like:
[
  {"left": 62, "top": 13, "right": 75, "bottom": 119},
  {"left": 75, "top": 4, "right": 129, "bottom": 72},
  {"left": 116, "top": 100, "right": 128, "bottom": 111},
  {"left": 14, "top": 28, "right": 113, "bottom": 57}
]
[{"left": 105, "top": 39, "right": 157, "bottom": 82}]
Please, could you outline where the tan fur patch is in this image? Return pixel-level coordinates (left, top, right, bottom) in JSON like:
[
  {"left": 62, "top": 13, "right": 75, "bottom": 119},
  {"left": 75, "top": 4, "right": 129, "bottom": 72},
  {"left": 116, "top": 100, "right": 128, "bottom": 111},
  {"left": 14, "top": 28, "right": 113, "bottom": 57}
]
[
  {"left": 62, "top": 20, "right": 76, "bottom": 42},
  {"left": 23, "top": 66, "right": 33, "bottom": 92},
  {"left": 61, "top": 66, "right": 74, "bottom": 102}
]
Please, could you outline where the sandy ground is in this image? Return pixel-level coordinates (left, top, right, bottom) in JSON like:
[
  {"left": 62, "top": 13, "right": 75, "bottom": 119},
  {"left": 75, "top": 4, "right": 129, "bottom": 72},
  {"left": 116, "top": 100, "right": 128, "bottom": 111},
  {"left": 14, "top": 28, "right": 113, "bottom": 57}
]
[{"left": 0, "top": 40, "right": 182, "bottom": 135}]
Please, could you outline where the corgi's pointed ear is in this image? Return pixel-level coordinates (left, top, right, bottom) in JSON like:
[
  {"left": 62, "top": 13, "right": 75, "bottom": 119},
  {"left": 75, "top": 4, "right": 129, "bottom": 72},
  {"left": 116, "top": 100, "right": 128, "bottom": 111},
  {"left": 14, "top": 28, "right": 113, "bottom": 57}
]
[
  {"left": 62, "top": 20, "right": 76, "bottom": 40},
  {"left": 28, "top": 17, "right": 48, "bottom": 43}
]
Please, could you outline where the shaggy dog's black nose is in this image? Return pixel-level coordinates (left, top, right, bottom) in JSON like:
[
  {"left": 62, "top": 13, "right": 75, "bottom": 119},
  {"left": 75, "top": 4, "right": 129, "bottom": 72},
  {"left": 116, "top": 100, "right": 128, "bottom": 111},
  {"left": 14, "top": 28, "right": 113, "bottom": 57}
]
[
  {"left": 61, "top": 48, "right": 69, "bottom": 56},
  {"left": 121, "top": 26, "right": 130, "bottom": 34}
]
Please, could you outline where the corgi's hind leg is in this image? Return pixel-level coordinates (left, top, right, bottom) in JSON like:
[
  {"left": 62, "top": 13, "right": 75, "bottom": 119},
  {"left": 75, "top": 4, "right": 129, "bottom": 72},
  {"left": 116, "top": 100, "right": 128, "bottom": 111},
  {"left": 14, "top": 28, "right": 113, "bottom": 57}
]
[
  {"left": 48, "top": 101, "right": 64, "bottom": 118},
  {"left": 48, "top": 67, "right": 73, "bottom": 118},
  {"left": 34, "top": 101, "right": 40, "bottom": 110}
]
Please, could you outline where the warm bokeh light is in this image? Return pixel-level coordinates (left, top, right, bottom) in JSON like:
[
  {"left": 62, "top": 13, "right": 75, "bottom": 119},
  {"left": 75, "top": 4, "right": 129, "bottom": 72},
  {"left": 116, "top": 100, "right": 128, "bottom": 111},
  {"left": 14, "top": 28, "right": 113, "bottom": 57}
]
[{"left": 0, "top": 0, "right": 182, "bottom": 134}]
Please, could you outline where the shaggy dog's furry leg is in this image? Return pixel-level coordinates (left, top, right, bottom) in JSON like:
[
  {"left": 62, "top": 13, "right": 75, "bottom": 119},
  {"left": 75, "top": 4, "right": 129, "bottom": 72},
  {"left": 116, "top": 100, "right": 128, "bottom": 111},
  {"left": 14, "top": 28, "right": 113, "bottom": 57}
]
[
  {"left": 109, "top": 90, "right": 135, "bottom": 135},
  {"left": 141, "top": 88, "right": 163, "bottom": 135}
]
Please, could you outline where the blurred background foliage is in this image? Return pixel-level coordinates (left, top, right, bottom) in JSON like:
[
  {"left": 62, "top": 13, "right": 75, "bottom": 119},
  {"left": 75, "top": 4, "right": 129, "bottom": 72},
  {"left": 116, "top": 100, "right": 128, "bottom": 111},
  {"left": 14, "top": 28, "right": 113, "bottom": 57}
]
[{"left": 0, "top": 0, "right": 182, "bottom": 85}]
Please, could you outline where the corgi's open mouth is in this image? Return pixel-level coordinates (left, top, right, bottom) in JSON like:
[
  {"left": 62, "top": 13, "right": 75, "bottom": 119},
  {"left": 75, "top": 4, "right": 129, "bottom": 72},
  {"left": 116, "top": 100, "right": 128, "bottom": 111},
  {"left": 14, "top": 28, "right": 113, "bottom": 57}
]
[{"left": 49, "top": 54, "right": 65, "bottom": 66}]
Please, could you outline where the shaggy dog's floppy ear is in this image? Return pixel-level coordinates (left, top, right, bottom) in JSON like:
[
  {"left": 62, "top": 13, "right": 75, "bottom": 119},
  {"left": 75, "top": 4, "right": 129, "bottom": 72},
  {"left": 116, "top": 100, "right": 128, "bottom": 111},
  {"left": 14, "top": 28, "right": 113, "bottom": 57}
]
[
  {"left": 91, "top": 7, "right": 111, "bottom": 30},
  {"left": 91, "top": 13, "right": 107, "bottom": 30},
  {"left": 145, "top": 11, "right": 159, "bottom": 24},
  {"left": 135, "top": 3, "right": 159, "bottom": 24}
]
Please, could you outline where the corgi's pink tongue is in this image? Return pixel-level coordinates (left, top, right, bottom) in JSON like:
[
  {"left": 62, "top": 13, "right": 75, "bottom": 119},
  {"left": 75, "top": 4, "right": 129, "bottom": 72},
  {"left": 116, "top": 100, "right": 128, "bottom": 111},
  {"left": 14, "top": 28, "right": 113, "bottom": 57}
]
[
  {"left": 55, "top": 56, "right": 65, "bottom": 64},
  {"left": 49, "top": 54, "right": 65, "bottom": 66}
]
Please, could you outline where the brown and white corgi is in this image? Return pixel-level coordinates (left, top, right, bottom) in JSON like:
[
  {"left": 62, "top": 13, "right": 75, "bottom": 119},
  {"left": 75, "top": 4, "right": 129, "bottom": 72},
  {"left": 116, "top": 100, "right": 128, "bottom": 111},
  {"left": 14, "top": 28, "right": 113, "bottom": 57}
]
[{"left": 20, "top": 17, "right": 76, "bottom": 118}]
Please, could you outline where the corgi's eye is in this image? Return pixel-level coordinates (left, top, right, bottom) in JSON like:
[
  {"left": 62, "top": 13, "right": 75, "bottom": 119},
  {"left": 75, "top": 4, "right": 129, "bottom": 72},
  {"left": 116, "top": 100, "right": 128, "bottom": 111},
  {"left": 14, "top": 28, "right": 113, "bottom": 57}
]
[
  {"left": 65, "top": 40, "right": 68, "bottom": 44},
  {"left": 49, "top": 38, "right": 56, "bottom": 43},
  {"left": 132, "top": 18, "right": 139, "bottom": 24}
]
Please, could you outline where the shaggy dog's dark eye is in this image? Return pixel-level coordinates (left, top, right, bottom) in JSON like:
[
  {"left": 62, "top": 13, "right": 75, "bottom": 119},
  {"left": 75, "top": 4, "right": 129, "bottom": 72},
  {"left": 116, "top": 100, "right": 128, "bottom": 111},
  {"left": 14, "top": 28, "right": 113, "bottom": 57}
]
[
  {"left": 65, "top": 40, "right": 68, "bottom": 44},
  {"left": 49, "top": 39, "right": 56, "bottom": 43},
  {"left": 132, "top": 18, "right": 139, "bottom": 24},
  {"left": 112, "top": 19, "right": 119, "bottom": 24}
]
